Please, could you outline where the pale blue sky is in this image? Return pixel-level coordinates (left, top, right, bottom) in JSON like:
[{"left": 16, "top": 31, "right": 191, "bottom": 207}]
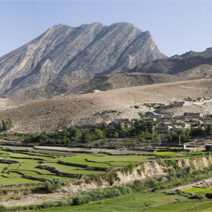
[{"left": 0, "top": 0, "right": 211, "bottom": 57}]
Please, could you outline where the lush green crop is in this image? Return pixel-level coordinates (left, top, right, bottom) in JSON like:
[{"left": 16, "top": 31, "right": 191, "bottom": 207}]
[{"left": 184, "top": 187, "right": 212, "bottom": 193}]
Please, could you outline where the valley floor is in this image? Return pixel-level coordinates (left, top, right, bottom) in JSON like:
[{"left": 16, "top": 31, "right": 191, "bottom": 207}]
[{"left": 27, "top": 191, "right": 212, "bottom": 212}]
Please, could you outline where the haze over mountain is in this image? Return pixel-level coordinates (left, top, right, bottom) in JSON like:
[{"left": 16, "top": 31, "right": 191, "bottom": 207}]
[{"left": 0, "top": 22, "right": 165, "bottom": 97}]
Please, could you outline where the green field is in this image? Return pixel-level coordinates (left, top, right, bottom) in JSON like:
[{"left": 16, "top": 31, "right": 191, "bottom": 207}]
[
  {"left": 27, "top": 191, "right": 212, "bottom": 212},
  {"left": 0, "top": 148, "right": 210, "bottom": 211},
  {"left": 184, "top": 187, "right": 212, "bottom": 193},
  {"left": 0, "top": 149, "right": 157, "bottom": 188},
  {"left": 0, "top": 149, "right": 207, "bottom": 188}
]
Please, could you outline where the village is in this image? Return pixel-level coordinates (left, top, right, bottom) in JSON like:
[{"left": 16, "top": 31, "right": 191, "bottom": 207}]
[
  {"left": 144, "top": 97, "right": 212, "bottom": 133},
  {"left": 100, "top": 96, "right": 212, "bottom": 151},
  {"left": 107, "top": 96, "right": 212, "bottom": 133}
]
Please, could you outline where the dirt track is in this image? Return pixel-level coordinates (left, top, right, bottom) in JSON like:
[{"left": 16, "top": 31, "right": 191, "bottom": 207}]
[{"left": 0, "top": 145, "right": 148, "bottom": 155}]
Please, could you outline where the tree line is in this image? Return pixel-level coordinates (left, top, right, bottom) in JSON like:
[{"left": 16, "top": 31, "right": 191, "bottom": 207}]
[{"left": 23, "top": 119, "right": 212, "bottom": 146}]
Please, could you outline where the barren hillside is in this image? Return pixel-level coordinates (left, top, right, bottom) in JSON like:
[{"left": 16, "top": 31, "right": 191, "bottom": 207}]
[
  {"left": 0, "top": 79, "right": 212, "bottom": 133},
  {"left": 69, "top": 73, "right": 177, "bottom": 94}
]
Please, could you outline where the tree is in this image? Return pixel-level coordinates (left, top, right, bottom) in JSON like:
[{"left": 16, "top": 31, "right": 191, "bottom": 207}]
[
  {"left": 205, "top": 125, "right": 212, "bottom": 135},
  {"left": 1, "top": 119, "right": 13, "bottom": 131},
  {"left": 138, "top": 112, "right": 144, "bottom": 119},
  {"left": 67, "top": 127, "right": 82, "bottom": 142},
  {"left": 82, "top": 131, "right": 94, "bottom": 143},
  {"left": 93, "top": 128, "right": 104, "bottom": 139}
]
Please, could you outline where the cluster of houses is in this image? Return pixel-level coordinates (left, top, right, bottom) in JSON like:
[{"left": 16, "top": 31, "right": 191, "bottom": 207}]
[
  {"left": 144, "top": 112, "right": 212, "bottom": 133},
  {"left": 104, "top": 111, "right": 212, "bottom": 135},
  {"left": 81, "top": 97, "right": 212, "bottom": 136},
  {"left": 103, "top": 112, "right": 212, "bottom": 134}
]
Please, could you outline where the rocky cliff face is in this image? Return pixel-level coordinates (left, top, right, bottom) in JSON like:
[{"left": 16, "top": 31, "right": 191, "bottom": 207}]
[{"left": 0, "top": 22, "right": 165, "bottom": 97}]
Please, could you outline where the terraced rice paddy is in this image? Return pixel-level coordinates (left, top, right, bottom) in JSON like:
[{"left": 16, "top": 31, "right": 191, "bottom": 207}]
[
  {"left": 0, "top": 149, "right": 158, "bottom": 189},
  {"left": 0, "top": 148, "right": 206, "bottom": 203},
  {"left": 0, "top": 149, "right": 205, "bottom": 188}
]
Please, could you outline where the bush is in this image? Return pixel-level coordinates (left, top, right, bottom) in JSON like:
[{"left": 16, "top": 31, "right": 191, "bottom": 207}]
[
  {"left": 132, "top": 180, "right": 144, "bottom": 191},
  {"left": 123, "top": 163, "right": 134, "bottom": 174},
  {"left": 189, "top": 193, "right": 205, "bottom": 200},
  {"left": 107, "top": 172, "right": 120, "bottom": 185},
  {"left": 117, "top": 186, "right": 132, "bottom": 194},
  {"left": 57, "top": 199, "right": 71, "bottom": 207},
  {"left": 0, "top": 205, "right": 6, "bottom": 212},
  {"left": 45, "top": 178, "right": 61, "bottom": 193},
  {"left": 206, "top": 192, "right": 212, "bottom": 199},
  {"left": 72, "top": 186, "right": 131, "bottom": 206},
  {"left": 72, "top": 194, "right": 92, "bottom": 205},
  {"left": 42, "top": 201, "right": 57, "bottom": 208},
  {"left": 0, "top": 119, "right": 13, "bottom": 131},
  {"left": 169, "top": 168, "right": 177, "bottom": 177}
]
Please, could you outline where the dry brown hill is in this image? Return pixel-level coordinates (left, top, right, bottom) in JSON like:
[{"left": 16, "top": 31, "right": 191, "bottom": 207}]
[
  {"left": 11, "top": 66, "right": 212, "bottom": 103},
  {"left": 7, "top": 73, "right": 177, "bottom": 103},
  {"left": 176, "top": 64, "right": 212, "bottom": 80},
  {"left": 69, "top": 73, "right": 177, "bottom": 94},
  {"left": 0, "top": 79, "right": 211, "bottom": 133}
]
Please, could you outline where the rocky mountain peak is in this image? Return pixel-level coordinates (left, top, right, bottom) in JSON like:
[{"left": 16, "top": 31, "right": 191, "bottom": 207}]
[{"left": 0, "top": 22, "right": 165, "bottom": 97}]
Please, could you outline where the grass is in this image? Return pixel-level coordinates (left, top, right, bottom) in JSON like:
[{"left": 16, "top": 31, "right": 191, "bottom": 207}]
[
  {"left": 0, "top": 150, "right": 210, "bottom": 212},
  {"left": 0, "top": 149, "right": 209, "bottom": 191},
  {"left": 184, "top": 187, "right": 212, "bottom": 193},
  {"left": 154, "top": 151, "right": 176, "bottom": 155},
  {"left": 0, "top": 150, "right": 155, "bottom": 186},
  {"left": 61, "top": 154, "right": 152, "bottom": 168},
  {"left": 25, "top": 191, "right": 212, "bottom": 212},
  {"left": 0, "top": 177, "right": 40, "bottom": 185}
]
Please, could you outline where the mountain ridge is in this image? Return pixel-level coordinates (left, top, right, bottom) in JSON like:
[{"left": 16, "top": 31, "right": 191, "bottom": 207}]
[
  {"left": 0, "top": 22, "right": 165, "bottom": 97},
  {"left": 131, "top": 47, "right": 212, "bottom": 75}
]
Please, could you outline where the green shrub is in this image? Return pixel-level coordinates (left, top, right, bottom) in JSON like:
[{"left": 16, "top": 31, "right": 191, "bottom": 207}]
[
  {"left": 146, "top": 179, "right": 156, "bottom": 188},
  {"left": 123, "top": 163, "right": 134, "bottom": 174},
  {"left": 189, "top": 193, "right": 205, "bottom": 200},
  {"left": 45, "top": 178, "right": 61, "bottom": 193},
  {"left": 57, "top": 199, "right": 72, "bottom": 207},
  {"left": 132, "top": 180, "right": 144, "bottom": 191},
  {"left": 206, "top": 192, "right": 212, "bottom": 199},
  {"left": 108, "top": 172, "right": 120, "bottom": 185},
  {"left": 72, "top": 186, "right": 129, "bottom": 206},
  {"left": 0, "top": 205, "right": 6, "bottom": 212},
  {"left": 72, "top": 194, "right": 92, "bottom": 205},
  {"left": 169, "top": 168, "right": 177, "bottom": 177},
  {"left": 0, "top": 119, "right": 13, "bottom": 131},
  {"left": 117, "top": 186, "right": 132, "bottom": 194},
  {"left": 42, "top": 201, "right": 57, "bottom": 208}
]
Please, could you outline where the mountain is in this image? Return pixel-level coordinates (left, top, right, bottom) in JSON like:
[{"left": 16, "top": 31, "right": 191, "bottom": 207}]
[
  {"left": 0, "top": 22, "right": 165, "bottom": 97},
  {"left": 131, "top": 47, "right": 212, "bottom": 75}
]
